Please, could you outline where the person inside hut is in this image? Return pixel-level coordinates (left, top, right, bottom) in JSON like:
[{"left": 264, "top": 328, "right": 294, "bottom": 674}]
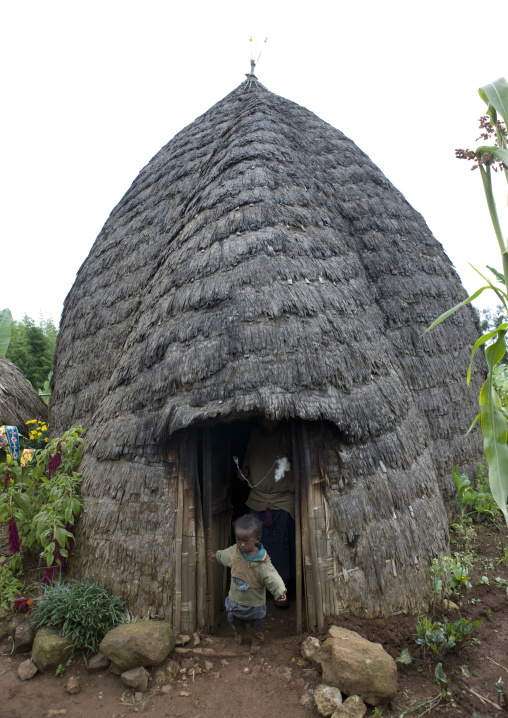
[{"left": 238, "top": 418, "right": 295, "bottom": 606}]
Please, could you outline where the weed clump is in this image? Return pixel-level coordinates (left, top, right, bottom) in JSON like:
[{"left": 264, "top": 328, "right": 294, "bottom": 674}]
[{"left": 30, "top": 577, "right": 129, "bottom": 654}]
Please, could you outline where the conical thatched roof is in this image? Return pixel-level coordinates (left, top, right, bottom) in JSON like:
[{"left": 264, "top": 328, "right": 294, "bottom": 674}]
[
  {"left": 52, "top": 76, "right": 482, "bottom": 462},
  {"left": 0, "top": 356, "right": 48, "bottom": 428},
  {"left": 50, "top": 76, "right": 484, "bottom": 623}
]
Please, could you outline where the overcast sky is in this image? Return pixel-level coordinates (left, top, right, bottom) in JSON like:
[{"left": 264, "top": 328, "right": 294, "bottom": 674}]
[{"left": 2, "top": 0, "right": 508, "bottom": 326}]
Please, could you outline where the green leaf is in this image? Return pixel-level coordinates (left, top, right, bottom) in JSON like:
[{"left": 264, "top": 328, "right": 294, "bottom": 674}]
[
  {"left": 479, "top": 77, "right": 508, "bottom": 128},
  {"left": 461, "top": 664, "right": 470, "bottom": 677},
  {"left": 435, "top": 662, "right": 449, "bottom": 689},
  {"left": 480, "top": 332, "right": 508, "bottom": 525},
  {"left": 0, "top": 309, "right": 12, "bottom": 357},
  {"left": 467, "top": 324, "right": 508, "bottom": 384},
  {"left": 396, "top": 648, "right": 413, "bottom": 664},
  {"left": 426, "top": 286, "right": 490, "bottom": 333},
  {"left": 487, "top": 265, "right": 506, "bottom": 284}
]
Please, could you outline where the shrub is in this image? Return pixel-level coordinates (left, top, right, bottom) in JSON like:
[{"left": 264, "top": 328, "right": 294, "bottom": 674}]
[{"left": 30, "top": 577, "right": 129, "bottom": 654}]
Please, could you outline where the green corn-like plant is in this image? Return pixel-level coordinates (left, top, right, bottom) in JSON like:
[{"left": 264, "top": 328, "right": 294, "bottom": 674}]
[{"left": 428, "top": 77, "right": 508, "bottom": 525}]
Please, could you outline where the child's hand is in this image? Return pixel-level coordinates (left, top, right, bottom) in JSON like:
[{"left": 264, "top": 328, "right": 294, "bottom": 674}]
[
  {"left": 208, "top": 551, "right": 216, "bottom": 562},
  {"left": 277, "top": 592, "right": 287, "bottom": 602}
]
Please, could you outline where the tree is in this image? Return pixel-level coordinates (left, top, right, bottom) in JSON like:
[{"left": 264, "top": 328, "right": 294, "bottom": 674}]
[{"left": 6, "top": 316, "right": 58, "bottom": 392}]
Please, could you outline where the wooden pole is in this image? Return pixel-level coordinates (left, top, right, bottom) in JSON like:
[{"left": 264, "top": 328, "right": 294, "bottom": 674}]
[
  {"left": 174, "top": 435, "right": 184, "bottom": 631},
  {"left": 291, "top": 420, "right": 303, "bottom": 634},
  {"left": 301, "top": 423, "right": 324, "bottom": 631},
  {"left": 202, "top": 427, "right": 213, "bottom": 629},
  {"left": 194, "top": 429, "right": 207, "bottom": 631}
]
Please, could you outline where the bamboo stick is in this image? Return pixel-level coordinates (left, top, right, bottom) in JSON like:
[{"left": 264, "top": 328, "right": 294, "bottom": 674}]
[
  {"left": 174, "top": 435, "right": 184, "bottom": 631},
  {"left": 187, "top": 429, "right": 198, "bottom": 631},
  {"left": 202, "top": 427, "right": 213, "bottom": 629},
  {"left": 291, "top": 420, "right": 303, "bottom": 634},
  {"left": 195, "top": 430, "right": 206, "bottom": 631},
  {"left": 298, "top": 425, "right": 314, "bottom": 631},
  {"left": 302, "top": 423, "right": 324, "bottom": 630}
]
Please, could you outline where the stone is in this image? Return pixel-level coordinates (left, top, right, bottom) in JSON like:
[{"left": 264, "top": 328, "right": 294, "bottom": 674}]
[
  {"left": 13, "top": 622, "right": 36, "bottom": 654},
  {"left": 109, "top": 662, "right": 123, "bottom": 675},
  {"left": 314, "top": 684, "right": 343, "bottom": 716},
  {"left": 134, "top": 692, "right": 144, "bottom": 703},
  {"left": 442, "top": 599, "right": 459, "bottom": 611},
  {"left": 153, "top": 659, "right": 180, "bottom": 686},
  {"left": 46, "top": 711, "right": 67, "bottom": 717},
  {"left": 332, "top": 695, "right": 367, "bottom": 718},
  {"left": 300, "top": 688, "right": 315, "bottom": 707},
  {"left": 99, "top": 620, "right": 175, "bottom": 671},
  {"left": 181, "top": 657, "right": 195, "bottom": 669},
  {"left": 175, "top": 634, "right": 191, "bottom": 645},
  {"left": 87, "top": 652, "right": 111, "bottom": 673},
  {"left": 313, "top": 626, "right": 397, "bottom": 706},
  {"left": 121, "top": 666, "right": 150, "bottom": 693},
  {"left": 301, "top": 636, "right": 321, "bottom": 661},
  {"left": 192, "top": 632, "right": 201, "bottom": 646},
  {"left": 161, "top": 684, "right": 172, "bottom": 694},
  {"left": 64, "top": 676, "right": 81, "bottom": 694},
  {"left": 18, "top": 658, "right": 38, "bottom": 680},
  {"left": 204, "top": 660, "right": 214, "bottom": 672},
  {"left": 31, "top": 628, "right": 74, "bottom": 673}
]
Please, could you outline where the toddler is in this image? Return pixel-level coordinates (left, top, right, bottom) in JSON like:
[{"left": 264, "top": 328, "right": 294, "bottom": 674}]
[{"left": 208, "top": 514, "right": 287, "bottom": 653}]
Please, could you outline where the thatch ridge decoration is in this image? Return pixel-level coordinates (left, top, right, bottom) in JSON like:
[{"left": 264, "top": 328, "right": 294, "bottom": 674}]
[{"left": 51, "top": 77, "right": 484, "bottom": 628}]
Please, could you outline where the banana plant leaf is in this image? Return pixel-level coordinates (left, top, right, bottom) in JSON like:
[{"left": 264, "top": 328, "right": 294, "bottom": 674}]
[{"left": 0, "top": 308, "right": 12, "bottom": 357}]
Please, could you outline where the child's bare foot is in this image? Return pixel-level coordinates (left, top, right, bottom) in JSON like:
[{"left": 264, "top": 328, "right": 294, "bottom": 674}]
[{"left": 235, "top": 633, "right": 243, "bottom": 645}]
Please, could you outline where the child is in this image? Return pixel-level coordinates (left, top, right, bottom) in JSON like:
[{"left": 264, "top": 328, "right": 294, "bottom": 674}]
[{"left": 208, "top": 514, "right": 287, "bottom": 653}]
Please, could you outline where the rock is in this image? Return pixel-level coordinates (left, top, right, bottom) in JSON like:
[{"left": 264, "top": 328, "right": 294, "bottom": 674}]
[
  {"left": 181, "top": 657, "right": 195, "bottom": 669},
  {"left": 18, "top": 658, "right": 38, "bottom": 680},
  {"left": 87, "top": 652, "right": 110, "bottom": 673},
  {"left": 300, "top": 688, "right": 315, "bottom": 707},
  {"left": 192, "top": 632, "right": 201, "bottom": 646},
  {"left": 314, "top": 684, "right": 343, "bottom": 716},
  {"left": 64, "top": 676, "right": 81, "bottom": 694},
  {"left": 13, "top": 622, "right": 36, "bottom": 654},
  {"left": 332, "top": 695, "right": 367, "bottom": 718},
  {"left": 175, "top": 634, "right": 191, "bottom": 646},
  {"left": 442, "top": 599, "right": 459, "bottom": 611},
  {"left": 109, "top": 662, "right": 123, "bottom": 675},
  {"left": 153, "top": 658, "right": 180, "bottom": 685},
  {"left": 121, "top": 666, "right": 150, "bottom": 693},
  {"left": 99, "top": 620, "right": 175, "bottom": 671},
  {"left": 134, "top": 692, "right": 144, "bottom": 703},
  {"left": 301, "top": 636, "right": 321, "bottom": 661},
  {"left": 46, "top": 711, "right": 67, "bottom": 717},
  {"left": 166, "top": 659, "right": 180, "bottom": 681},
  {"left": 161, "top": 684, "right": 172, "bottom": 694},
  {"left": 31, "top": 628, "right": 74, "bottom": 673},
  {"left": 179, "top": 691, "right": 190, "bottom": 697},
  {"left": 313, "top": 626, "right": 397, "bottom": 706},
  {"left": 204, "top": 660, "right": 214, "bottom": 672}
]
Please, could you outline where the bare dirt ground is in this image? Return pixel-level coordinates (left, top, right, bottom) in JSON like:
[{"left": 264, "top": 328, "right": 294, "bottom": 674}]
[{"left": 1, "top": 521, "right": 508, "bottom": 718}]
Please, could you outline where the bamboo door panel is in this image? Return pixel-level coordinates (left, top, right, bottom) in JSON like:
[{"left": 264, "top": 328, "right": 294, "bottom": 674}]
[{"left": 203, "top": 425, "right": 232, "bottom": 631}]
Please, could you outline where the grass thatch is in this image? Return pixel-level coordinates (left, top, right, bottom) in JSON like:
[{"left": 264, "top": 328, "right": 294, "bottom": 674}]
[
  {"left": 51, "top": 76, "right": 484, "bottom": 625},
  {"left": 0, "top": 356, "right": 48, "bottom": 428}
]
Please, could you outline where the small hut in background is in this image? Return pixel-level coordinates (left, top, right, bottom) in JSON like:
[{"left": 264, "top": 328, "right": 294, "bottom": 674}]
[
  {"left": 50, "top": 74, "right": 484, "bottom": 633},
  {"left": 0, "top": 356, "right": 48, "bottom": 428}
]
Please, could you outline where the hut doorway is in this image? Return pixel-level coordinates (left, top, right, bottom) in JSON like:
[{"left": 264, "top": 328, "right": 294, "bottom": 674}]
[{"left": 170, "top": 420, "right": 336, "bottom": 634}]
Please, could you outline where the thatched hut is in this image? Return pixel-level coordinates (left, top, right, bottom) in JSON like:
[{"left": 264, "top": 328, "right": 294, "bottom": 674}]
[
  {"left": 0, "top": 356, "right": 48, "bottom": 428},
  {"left": 51, "top": 73, "right": 484, "bottom": 632}
]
